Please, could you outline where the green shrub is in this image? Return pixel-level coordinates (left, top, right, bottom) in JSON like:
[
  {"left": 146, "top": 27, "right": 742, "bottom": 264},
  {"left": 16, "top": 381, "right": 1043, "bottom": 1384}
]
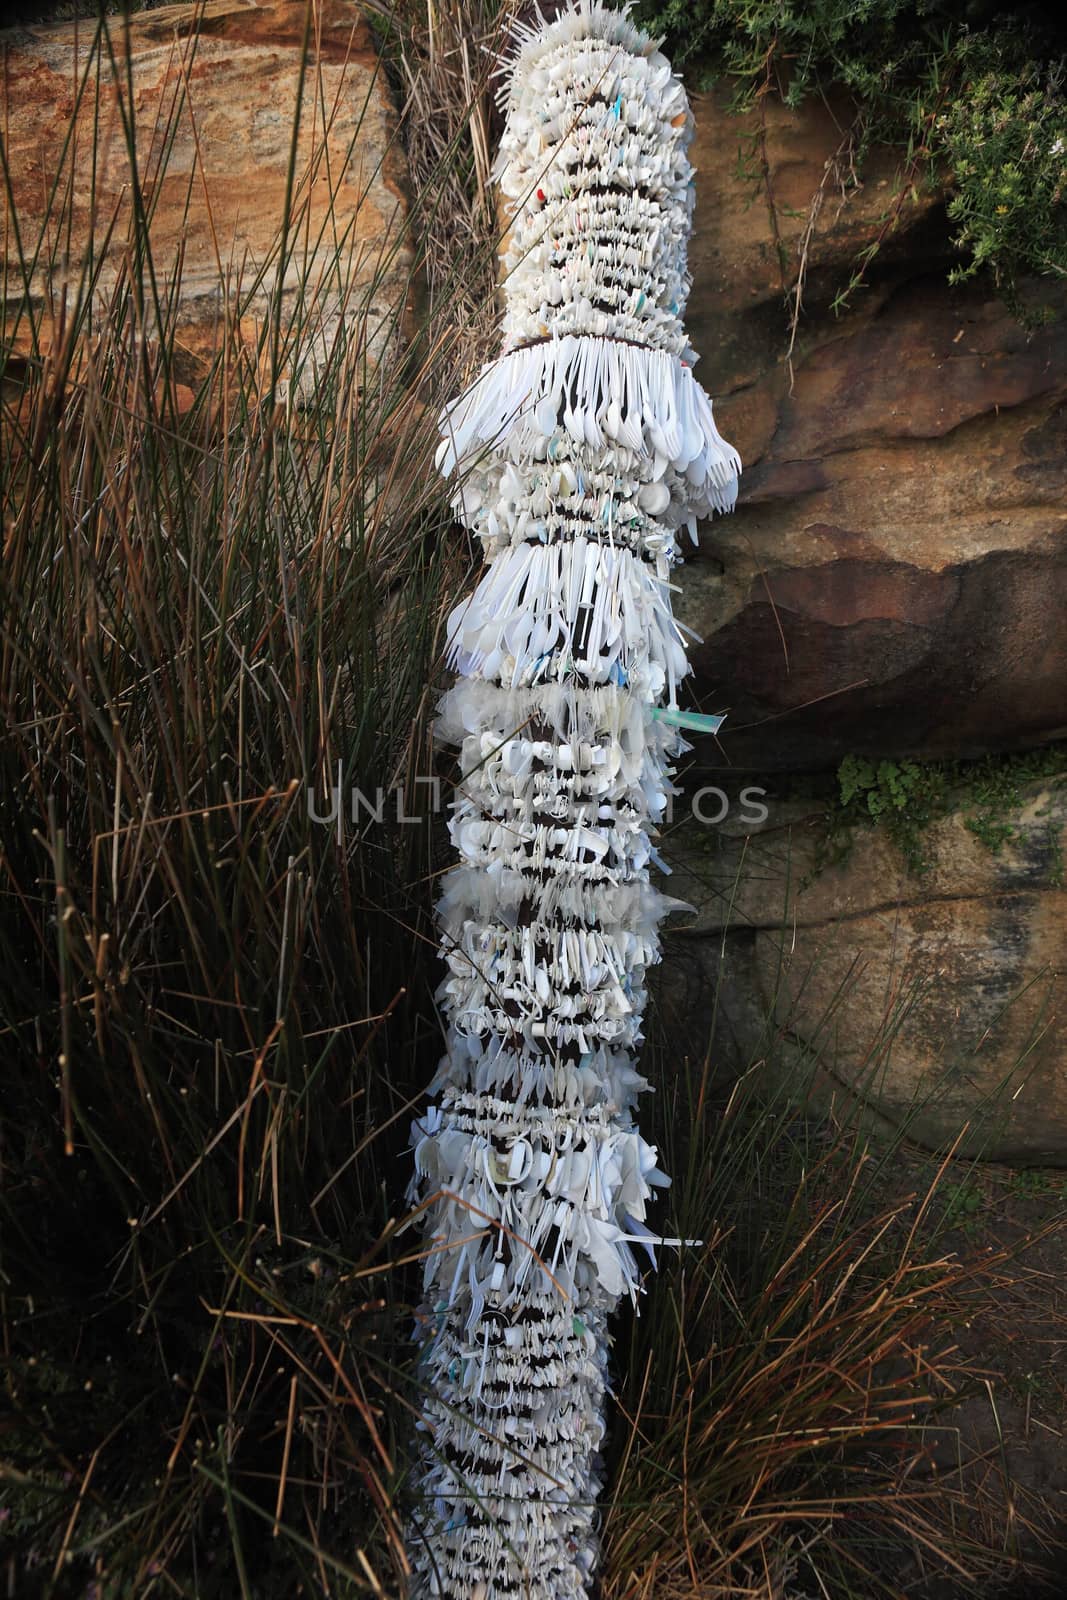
[
  {"left": 635, "top": 0, "right": 1067, "bottom": 317},
  {"left": 940, "top": 46, "right": 1067, "bottom": 310}
]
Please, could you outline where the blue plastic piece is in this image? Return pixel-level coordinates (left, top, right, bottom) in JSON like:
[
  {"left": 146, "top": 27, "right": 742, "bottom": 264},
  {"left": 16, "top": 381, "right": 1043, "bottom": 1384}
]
[{"left": 650, "top": 706, "right": 726, "bottom": 735}]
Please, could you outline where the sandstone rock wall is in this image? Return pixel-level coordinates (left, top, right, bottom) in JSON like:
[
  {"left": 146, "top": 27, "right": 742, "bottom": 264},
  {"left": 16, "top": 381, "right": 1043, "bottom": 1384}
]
[
  {"left": 682, "top": 87, "right": 1067, "bottom": 773},
  {"left": 1, "top": 0, "right": 414, "bottom": 394},
  {"left": 653, "top": 89, "right": 1067, "bottom": 1161},
  {"left": 660, "top": 779, "right": 1067, "bottom": 1162}
]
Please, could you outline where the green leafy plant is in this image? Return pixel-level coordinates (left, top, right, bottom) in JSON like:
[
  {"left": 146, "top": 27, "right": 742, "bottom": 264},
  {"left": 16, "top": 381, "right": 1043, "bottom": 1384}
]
[
  {"left": 1007, "top": 1168, "right": 1065, "bottom": 1201},
  {"left": 832, "top": 744, "right": 1067, "bottom": 875},
  {"left": 940, "top": 1175, "right": 986, "bottom": 1237},
  {"left": 635, "top": 0, "right": 1067, "bottom": 318},
  {"left": 940, "top": 45, "right": 1067, "bottom": 313},
  {"left": 835, "top": 754, "right": 948, "bottom": 871}
]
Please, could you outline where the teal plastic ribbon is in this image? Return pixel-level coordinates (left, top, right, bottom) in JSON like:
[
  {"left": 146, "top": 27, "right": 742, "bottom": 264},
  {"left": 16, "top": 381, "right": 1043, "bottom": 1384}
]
[{"left": 650, "top": 706, "right": 726, "bottom": 735}]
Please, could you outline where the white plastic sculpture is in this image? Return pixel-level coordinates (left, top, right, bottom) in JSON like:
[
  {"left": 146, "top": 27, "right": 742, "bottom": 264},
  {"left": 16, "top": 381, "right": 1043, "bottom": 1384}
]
[{"left": 407, "top": 4, "right": 740, "bottom": 1594}]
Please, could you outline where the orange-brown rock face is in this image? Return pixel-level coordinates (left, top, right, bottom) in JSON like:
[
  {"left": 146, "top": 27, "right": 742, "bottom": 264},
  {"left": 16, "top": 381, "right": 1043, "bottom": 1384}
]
[
  {"left": 663, "top": 777, "right": 1067, "bottom": 1162},
  {"left": 1, "top": 0, "right": 414, "bottom": 392},
  {"left": 679, "top": 87, "right": 1067, "bottom": 772}
]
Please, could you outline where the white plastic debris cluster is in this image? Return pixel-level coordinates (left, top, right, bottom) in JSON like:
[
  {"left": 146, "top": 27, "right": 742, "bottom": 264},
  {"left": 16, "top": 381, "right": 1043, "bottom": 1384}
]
[{"left": 407, "top": 4, "right": 740, "bottom": 1594}]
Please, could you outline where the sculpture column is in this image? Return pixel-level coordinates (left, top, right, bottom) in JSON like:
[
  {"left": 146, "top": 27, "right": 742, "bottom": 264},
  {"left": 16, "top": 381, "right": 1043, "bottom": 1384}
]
[{"left": 407, "top": 4, "right": 740, "bottom": 1593}]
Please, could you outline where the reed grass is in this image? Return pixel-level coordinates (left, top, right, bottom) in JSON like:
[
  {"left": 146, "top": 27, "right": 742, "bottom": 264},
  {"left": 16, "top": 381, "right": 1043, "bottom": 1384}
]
[
  {"left": 602, "top": 1014, "right": 1066, "bottom": 1598},
  {"left": 0, "top": 4, "right": 488, "bottom": 1592}
]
